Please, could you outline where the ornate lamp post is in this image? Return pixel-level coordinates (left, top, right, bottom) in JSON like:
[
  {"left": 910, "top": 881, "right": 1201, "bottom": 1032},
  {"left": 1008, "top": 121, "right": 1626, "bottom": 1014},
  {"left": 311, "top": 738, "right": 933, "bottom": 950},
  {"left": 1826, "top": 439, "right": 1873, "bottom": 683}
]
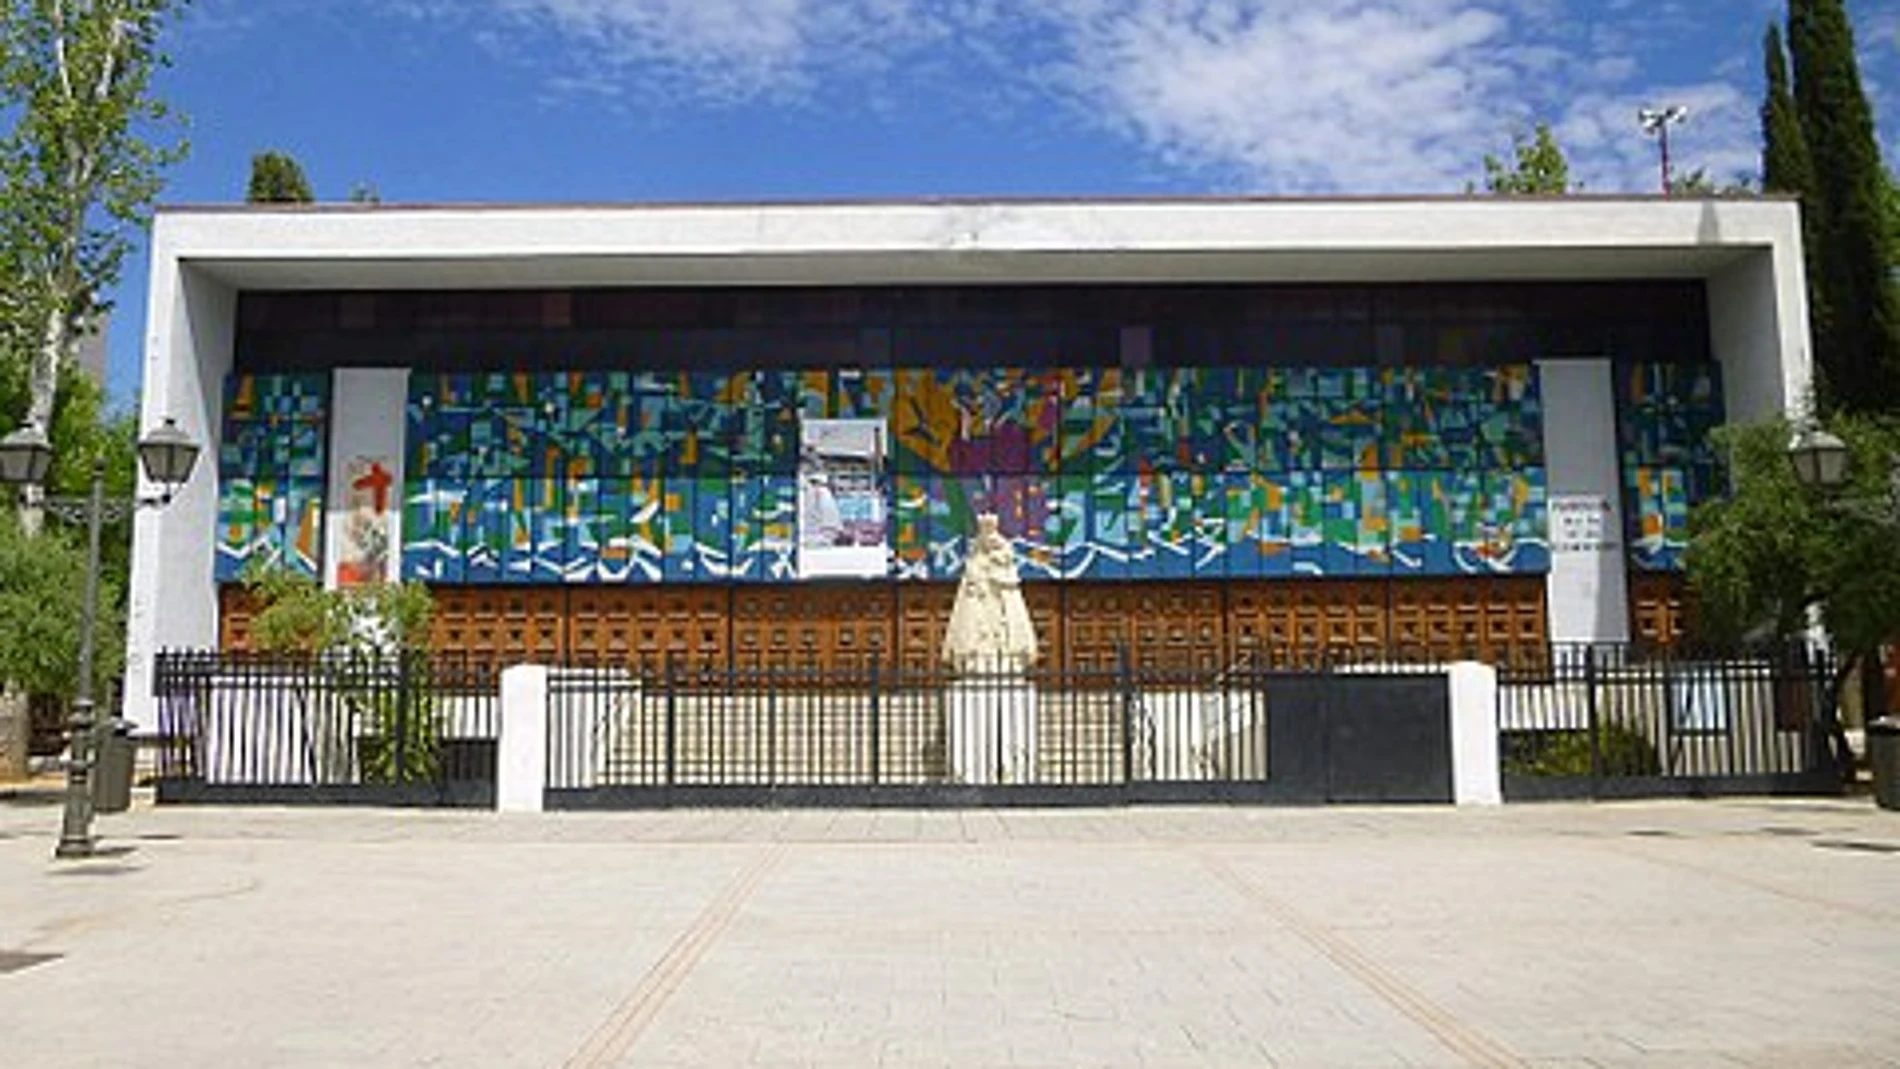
[
  {"left": 1786, "top": 424, "right": 1851, "bottom": 491},
  {"left": 0, "top": 417, "right": 200, "bottom": 858}
]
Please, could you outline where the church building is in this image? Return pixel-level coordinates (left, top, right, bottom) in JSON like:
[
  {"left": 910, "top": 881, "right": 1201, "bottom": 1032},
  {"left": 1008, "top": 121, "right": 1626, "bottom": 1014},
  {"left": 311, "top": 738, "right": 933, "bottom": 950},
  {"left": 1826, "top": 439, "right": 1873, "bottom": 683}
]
[{"left": 122, "top": 196, "right": 1812, "bottom": 731}]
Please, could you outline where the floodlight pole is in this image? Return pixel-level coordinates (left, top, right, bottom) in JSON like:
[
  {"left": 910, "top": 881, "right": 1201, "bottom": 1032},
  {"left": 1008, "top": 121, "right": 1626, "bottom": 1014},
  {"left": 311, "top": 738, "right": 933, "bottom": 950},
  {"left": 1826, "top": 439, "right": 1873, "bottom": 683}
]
[{"left": 1640, "top": 106, "right": 1688, "bottom": 195}]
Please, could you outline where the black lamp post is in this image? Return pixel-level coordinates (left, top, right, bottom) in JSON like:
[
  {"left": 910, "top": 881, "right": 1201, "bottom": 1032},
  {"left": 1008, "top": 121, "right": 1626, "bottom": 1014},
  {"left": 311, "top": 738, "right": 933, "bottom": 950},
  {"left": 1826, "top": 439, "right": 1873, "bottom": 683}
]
[{"left": 0, "top": 417, "right": 200, "bottom": 858}]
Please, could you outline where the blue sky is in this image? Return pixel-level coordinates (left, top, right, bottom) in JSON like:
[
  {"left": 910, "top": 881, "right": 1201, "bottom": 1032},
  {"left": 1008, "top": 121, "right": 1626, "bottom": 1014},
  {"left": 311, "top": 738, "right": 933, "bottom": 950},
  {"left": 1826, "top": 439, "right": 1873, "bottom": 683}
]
[{"left": 102, "top": 0, "right": 1900, "bottom": 401}]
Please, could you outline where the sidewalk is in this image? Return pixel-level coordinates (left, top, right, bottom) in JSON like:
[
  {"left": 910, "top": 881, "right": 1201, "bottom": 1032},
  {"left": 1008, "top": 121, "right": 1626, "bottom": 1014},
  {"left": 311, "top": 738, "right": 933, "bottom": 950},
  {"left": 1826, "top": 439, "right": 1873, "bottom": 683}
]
[{"left": 1, "top": 799, "right": 1897, "bottom": 1067}]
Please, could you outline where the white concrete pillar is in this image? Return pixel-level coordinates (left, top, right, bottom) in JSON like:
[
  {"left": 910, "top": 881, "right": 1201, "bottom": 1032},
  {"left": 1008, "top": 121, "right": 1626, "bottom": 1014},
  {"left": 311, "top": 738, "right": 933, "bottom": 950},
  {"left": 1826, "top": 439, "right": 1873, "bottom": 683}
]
[
  {"left": 498, "top": 665, "right": 549, "bottom": 813},
  {"left": 324, "top": 368, "right": 410, "bottom": 589},
  {"left": 1538, "top": 359, "right": 1630, "bottom": 645},
  {"left": 1447, "top": 662, "right": 1502, "bottom": 806}
]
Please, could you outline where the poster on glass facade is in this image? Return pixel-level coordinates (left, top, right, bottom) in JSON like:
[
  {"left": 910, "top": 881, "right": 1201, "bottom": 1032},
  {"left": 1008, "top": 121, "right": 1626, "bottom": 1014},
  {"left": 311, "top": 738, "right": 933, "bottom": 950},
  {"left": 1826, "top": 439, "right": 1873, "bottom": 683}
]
[{"left": 798, "top": 419, "right": 889, "bottom": 579}]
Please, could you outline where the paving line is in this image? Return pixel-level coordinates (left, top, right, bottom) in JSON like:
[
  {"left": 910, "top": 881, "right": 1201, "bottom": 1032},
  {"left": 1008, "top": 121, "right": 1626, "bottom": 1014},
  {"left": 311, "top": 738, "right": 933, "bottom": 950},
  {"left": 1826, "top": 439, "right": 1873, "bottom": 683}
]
[
  {"left": 1195, "top": 851, "right": 1526, "bottom": 1069},
  {"left": 562, "top": 843, "right": 786, "bottom": 1069}
]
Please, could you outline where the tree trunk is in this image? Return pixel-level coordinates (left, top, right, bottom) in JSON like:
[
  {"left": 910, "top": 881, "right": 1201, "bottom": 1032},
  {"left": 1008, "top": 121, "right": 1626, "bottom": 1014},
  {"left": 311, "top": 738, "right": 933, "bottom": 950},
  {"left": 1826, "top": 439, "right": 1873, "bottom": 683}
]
[
  {"left": 0, "top": 684, "right": 29, "bottom": 783},
  {"left": 17, "top": 302, "right": 69, "bottom": 537}
]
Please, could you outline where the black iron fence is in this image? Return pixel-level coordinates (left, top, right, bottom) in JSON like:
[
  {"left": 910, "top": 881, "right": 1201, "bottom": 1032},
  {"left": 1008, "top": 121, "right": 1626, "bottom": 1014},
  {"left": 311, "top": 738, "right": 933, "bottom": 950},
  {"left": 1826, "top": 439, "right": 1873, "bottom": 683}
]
[
  {"left": 546, "top": 659, "right": 1264, "bottom": 797},
  {"left": 149, "top": 641, "right": 1847, "bottom": 808},
  {"left": 542, "top": 650, "right": 1460, "bottom": 807},
  {"left": 1496, "top": 643, "right": 1839, "bottom": 799},
  {"left": 152, "top": 651, "right": 502, "bottom": 807}
]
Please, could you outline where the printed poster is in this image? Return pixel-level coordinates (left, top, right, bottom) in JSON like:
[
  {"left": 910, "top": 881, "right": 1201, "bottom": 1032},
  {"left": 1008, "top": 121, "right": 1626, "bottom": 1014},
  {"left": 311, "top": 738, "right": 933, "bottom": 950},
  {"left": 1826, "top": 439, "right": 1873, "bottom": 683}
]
[
  {"left": 797, "top": 419, "right": 889, "bottom": 579},
  {"left": 336, "top": 456, "right": 396, "bottom": 587}
]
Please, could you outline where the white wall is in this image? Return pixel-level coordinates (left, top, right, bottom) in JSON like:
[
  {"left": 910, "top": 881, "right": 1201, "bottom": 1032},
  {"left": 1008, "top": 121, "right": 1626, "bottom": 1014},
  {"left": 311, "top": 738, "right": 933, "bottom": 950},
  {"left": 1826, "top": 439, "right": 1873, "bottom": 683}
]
[
  {"left": 1709, "top": 244, "right": 1813, "bottom": 423},
  {"left": 125, "top": 264, "right": 234, "bottom": 733},
  {"left": 1539, "top": 360, "right": 1630, "bottom": 645},
  {"left": 323, "top": 368, "right": 410, "bottom": 588}
]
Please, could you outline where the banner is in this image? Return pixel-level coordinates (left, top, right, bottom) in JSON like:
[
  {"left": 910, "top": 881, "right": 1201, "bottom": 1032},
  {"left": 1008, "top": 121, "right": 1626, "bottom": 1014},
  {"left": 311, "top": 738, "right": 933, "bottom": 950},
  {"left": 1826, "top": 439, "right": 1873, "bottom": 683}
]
[
  {"left": 797, "top": 419, "right": 889, "bottom": 579},
  {"left": 336, "top": 456, "right": 396, "bottom": 587}
]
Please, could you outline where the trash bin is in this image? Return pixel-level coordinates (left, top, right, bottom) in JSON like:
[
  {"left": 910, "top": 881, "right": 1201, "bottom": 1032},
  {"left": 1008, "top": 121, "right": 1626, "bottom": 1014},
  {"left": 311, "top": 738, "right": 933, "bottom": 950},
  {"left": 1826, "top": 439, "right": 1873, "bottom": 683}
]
[
  {"left": 91, "top": 721, "right": 135, "bottom": 814},
  {"left": 1870, "top": 718, "right": 1900, "bottom": 812}
]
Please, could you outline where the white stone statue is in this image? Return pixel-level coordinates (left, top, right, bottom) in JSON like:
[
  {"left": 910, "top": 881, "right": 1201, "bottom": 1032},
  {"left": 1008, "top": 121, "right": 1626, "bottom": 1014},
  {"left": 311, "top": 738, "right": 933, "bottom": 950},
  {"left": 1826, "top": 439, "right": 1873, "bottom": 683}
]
[{"left": 943, "top": 514, "right": 1038, "bottom": 675}]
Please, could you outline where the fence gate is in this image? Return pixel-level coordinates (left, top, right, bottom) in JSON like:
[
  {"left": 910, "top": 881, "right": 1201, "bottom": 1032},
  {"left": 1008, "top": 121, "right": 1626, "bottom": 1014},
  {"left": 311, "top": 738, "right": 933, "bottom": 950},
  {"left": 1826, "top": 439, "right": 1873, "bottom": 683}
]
[
  {"left": 1261, "top": 673, "right": 1454, "bottom": 804},
  {"left": 540, "top": 659, "right": 1456, "bottom": 808}
]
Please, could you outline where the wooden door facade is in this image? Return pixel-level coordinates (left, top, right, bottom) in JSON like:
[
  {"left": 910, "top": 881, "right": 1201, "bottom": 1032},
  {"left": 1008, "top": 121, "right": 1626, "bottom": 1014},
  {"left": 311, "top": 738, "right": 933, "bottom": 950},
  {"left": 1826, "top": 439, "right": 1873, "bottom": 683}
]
[{"left": 219, "top": 576, "right": 1553, "bottom": 669}]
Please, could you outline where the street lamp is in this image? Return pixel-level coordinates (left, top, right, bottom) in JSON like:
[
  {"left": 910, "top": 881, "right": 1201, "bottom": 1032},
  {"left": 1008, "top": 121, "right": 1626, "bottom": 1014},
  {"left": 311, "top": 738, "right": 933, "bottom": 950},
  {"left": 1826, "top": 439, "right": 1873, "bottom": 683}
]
[
  {"left": 1787, "top": 424, "right": 1851, "bottom": 491},
  {"left": 0, "top": 417, "right": 201, "bottom": 858},
  {"left": 1639, "top": 105, "right": 1689, "bottom": 195}
]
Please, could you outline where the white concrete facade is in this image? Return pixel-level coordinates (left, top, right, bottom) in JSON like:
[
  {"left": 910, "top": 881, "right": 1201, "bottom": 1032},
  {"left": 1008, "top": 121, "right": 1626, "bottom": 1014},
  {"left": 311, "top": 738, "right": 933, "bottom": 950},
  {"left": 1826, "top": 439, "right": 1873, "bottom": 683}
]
[{"left": 124, "top": 196, "right": 1814, "bottom": 732}]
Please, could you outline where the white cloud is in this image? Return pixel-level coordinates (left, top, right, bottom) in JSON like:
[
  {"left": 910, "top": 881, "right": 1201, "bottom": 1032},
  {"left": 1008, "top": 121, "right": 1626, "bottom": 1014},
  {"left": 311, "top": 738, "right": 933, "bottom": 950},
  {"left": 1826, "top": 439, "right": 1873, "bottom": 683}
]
[
  {"left": 1014, "top": 0, "right": 1539, "bottom": 192},
  {"left": 396, "top": 0, "right": 1852, "bottom": 193},
  {"left": 439, "top": 0, "right": 930, "bottom": 102}
]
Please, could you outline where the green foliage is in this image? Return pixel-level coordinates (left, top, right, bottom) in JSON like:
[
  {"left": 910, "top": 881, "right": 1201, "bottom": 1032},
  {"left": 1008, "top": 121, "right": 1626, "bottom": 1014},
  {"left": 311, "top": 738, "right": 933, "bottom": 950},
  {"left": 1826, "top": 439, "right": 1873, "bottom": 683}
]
[
  {"left": 1762, "top": 24, "right": 1816, "bottom": 196},
  {"left": 0, "top": 0, "right": 189, "bottom": 343},
  {"left": 1688, "top": 415, "right": 1900, "bottom": 658},
  {"left": 1669, "top": 169, "right": 1754, "bottom": 197},
  {"left": 1480, "top": 124, "right": 1573, "bottom": 195},
  {"left": 1787, "top": 0, "right": 1900, "bottom": 414},
  {"left": 355, "top": 688, "right": 439, "bottom": 784},
  {"left": 1762, "top": 22, "right": 1830, "bottom": 375},
  {"left": 1503, "top": 723, "right": 1661, "bottom": 778},
  {"left": 0, "top": 510, "right": 122, "bottom": 700},
  {"left": 242, "top": 563, "right": 436, "bottom": 658},
  {"left": 347, "top": 182, "right": 380, "bottom": 205},
  {"left": 242, "top": 565, "right": 440, "bottom": 783},
  {"left": 246, "top": 151, "right": 314, "bottom": 204}
]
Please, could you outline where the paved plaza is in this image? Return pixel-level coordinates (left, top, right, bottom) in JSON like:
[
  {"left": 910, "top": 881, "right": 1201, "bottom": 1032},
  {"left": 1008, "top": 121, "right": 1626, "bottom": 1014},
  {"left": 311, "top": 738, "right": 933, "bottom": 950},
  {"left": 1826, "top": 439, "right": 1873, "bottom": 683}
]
[{"left": 1, "top": 795, "right": 1897, "bottom": 1068}]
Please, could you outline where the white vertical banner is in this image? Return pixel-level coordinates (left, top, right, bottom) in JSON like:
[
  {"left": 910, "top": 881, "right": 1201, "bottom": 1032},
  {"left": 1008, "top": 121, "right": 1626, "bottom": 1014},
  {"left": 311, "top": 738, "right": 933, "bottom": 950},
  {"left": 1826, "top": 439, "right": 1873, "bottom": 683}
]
[
  {"left": 1538, "top": 359, "right": 1630, "bottom": 644},
  {"left": 797, "top": 419, "right": 889, "bottom": 579},
  {"left": 324, "top": 368, "right": 410, "bottom": 589}
]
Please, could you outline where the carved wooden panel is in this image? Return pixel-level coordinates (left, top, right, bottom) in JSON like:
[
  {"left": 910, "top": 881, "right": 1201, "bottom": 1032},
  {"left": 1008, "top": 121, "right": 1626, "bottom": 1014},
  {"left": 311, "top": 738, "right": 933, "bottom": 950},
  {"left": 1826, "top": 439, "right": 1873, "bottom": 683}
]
[
  {"left": 1386, "top": 577, "right": 1546, "bottom": 662},
  {"left": 733, "top": 585, "right": 893, "bottom": 669},
  {"left": 1061, "top": 584, "right": 1136, "bottom": 671},
  {"left": 565, "top": 587, "right": 729, "bottom": 665},
  {"left": 431, "top": 587, "right": 567, "bottom": 662},
  {"left": 896, "top": 584, "right": 956, "bottom": 673},
  {"left": 1225, "top": 581, "right": 1384, "bottom": 660},
  {"left": 218, "top": 586, "right": 258, "bottom": 652},
  {"left": 1629, "top": 573, "right": 1687, "bottom": 648}
]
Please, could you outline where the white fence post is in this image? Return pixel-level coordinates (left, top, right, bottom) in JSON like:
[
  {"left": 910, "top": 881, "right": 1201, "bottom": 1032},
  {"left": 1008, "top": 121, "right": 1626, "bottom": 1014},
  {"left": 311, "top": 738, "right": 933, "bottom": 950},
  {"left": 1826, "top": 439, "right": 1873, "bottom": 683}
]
[
  {"left": 1447, "top": 662, "right": 1503, "bottom": 806},
  {"left": 498, "top": 665, "right": 549, "bottom": 813}
]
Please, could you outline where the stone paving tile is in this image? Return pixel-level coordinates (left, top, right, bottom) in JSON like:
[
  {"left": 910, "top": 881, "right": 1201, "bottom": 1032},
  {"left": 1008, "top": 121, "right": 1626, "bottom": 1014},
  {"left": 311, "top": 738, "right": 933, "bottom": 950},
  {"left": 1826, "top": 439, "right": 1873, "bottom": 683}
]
[{"left": 0, "top": 798, "right": 1895, "bottom": 1067}]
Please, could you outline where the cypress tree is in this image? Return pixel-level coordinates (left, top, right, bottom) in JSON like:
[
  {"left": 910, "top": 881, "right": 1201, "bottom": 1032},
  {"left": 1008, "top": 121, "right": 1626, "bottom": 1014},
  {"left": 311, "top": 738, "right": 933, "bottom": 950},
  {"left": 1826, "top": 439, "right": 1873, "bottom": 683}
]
[
  {"left": 1762, "top": 23, "right": 1829, "bottom": 383},
  {"left": 1787, "top": 0, "right": 1900, "bottom": 413},
  {"left": 1762, "top": 26, "right": 1814, "bottom": 195}
]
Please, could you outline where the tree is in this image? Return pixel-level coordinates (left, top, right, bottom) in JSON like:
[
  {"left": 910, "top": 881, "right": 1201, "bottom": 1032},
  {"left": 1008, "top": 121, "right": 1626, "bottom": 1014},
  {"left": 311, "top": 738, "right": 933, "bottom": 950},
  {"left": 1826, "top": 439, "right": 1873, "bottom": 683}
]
[
  {"left": 0, "top": 509, "right": 123, "bottom": 700},
  {"left": 0, "top": 0, "right": 187, "bottom": 529},
  {"left": 1668, "top": 169, "right": 1755, "bottom": 197},
  {"left": 1687, "top": 415, "right": 1900, "bottom": 770},
  {"left": 246, "top": 150, "right": 314, "bottom": 204},
  {"left": 1479, "top": 124, "right": 1573, "bottom": 195},
  {"left": 1787, "top": 0, "right": 1900, "bottom": 414},
  {"left": 1761, "top": 25, "right": 1815, "bottom": 196},
  {"left": 1762, "top": 22, "right": 1830, "bottom": 371}
]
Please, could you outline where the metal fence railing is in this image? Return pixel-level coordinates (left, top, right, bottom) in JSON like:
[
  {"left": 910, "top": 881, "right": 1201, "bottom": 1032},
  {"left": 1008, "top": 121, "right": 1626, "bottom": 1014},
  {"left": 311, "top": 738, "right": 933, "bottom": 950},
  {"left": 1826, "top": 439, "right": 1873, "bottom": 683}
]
[
  {"left": 150, "top": 641, "right": 1846, "bottom": 807},
  {"left": 152, "top": 650, "right": 503, "bottom": 806},
  {"left": 544, "top": 658, "right": 1281, "bottom": 792},
  {"left": 1495, "top": 643, "right": 1839, "bottom": 798}
]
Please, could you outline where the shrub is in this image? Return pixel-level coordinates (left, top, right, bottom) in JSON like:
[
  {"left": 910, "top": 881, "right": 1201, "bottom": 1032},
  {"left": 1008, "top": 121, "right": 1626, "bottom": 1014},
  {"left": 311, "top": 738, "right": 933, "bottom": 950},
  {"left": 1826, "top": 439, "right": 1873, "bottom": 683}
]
[{"left": 1503, "top": 722, "right": 1661, "bottom": 777}]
